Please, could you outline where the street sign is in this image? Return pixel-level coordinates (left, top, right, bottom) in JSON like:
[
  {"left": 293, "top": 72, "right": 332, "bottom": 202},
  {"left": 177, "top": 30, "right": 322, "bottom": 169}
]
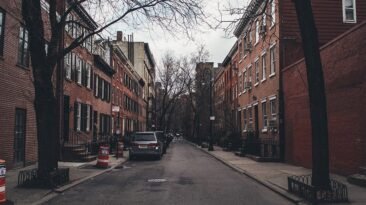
[
  {"left": 210, "top": 116, "right": 215, "bottom": 121},
  {"left": 112, "top": 106, "right": 120, "bottom": 112}
]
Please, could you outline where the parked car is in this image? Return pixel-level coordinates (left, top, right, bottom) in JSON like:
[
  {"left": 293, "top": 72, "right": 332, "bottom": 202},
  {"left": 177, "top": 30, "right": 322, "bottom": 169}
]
[
  {"left": 129, "top": 132, "right": 163, "bottom": 160},
  {"left": 155, "top": 131, "right": 168, "bottom": 154}
]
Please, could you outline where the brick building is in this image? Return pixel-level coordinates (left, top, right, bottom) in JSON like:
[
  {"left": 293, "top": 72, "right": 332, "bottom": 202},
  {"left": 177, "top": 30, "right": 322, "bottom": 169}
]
[
  {"left": 225, "top": 0, "right": 366, "bottom": 161},
  {"left": 113, "top": 33, "right": 156, "bottom": 131},
  {"left": 0, "top": 1, "right": 38, "bottom": 169},
  {"left": 283, "top": 21, "right": 366, "bottom": 175},
  {"left": 111, "top": 36, "right": 146, "bottom": 136}
]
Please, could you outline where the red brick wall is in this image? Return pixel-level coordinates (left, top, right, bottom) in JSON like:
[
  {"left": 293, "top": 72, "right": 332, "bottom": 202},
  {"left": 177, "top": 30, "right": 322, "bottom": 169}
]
[
  {"left": 0, "top": 1, "right": 38, "bottom": 169},
  {"left": 282, "top": 21, "right": 366, "bottom": 175},
  {"left": 280, "top": 0, "right": 366, "bottom": 67}
]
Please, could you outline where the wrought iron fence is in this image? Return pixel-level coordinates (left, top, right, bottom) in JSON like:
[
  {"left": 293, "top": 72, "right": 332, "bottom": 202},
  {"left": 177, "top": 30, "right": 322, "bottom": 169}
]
[
  {"left": 288, "top": 175, "right": 348, "bottom": 204},
  {"left": 18, "top": 168, "right": 70, "bottom": 188}
]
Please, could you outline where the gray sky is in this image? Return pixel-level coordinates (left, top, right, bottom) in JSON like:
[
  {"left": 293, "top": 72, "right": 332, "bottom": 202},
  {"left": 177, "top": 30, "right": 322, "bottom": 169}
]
[{"left": 104, "top": 0, "right": 249, "bottom": 68}]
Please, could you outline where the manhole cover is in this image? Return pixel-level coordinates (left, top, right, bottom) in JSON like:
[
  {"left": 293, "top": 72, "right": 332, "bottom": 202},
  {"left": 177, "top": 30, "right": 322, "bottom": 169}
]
[{"left": 147, "top": 179, "right": 167, "bottom": 183}]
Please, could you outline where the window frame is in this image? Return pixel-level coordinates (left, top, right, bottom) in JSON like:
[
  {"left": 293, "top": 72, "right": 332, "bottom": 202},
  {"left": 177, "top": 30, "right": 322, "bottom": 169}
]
[
  {"left": 270, "top": 0, "right": 276, "bottom": 27},
  {"left": 255, "top": 59, "right": 260, "bottom": 84},
  {"left": 17, "top": 25, "right": 29, "bottom": 67},
  {"left": 262, "top": 101, "right": 268, "bottom": 129},
  {"left": 269, "top": 45, "right": 276, "bottom": 76},
  {"left": 343, "top": 0, "right": 357, "bottom": 23},
  {"left": 0, "top": 8, "right": 5, "bottom": 56},
  {"left": 270, "top": 98, "right": 277, "bottom": 120},
  {"left": 261, "top": 52, "right": 267, "bottom": 81}
]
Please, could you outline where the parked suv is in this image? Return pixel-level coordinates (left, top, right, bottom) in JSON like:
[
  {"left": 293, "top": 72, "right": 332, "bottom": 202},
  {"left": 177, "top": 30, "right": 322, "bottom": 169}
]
[{"left": 129, "top": 132, "right": 163, "bottom": 160}]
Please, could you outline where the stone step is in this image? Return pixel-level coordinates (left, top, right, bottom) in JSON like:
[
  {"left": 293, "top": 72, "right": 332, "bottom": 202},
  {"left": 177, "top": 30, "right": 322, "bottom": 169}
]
[{"left": 347, "top": 174, "right": 366, "bottom": 187}]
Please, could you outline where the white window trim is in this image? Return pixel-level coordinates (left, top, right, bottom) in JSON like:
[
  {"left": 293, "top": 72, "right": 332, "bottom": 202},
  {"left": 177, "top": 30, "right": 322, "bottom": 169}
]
[
  {"left": 77, "top": 103, "right": 81, "bottom": 131},
  {"left": 76, "top": 56, "right": 82, "bottom": 84},
  {"left": 270, "top": 0, "right": 276, "bottom": 28},
  {"left": 268, "top": 95, "right": 277, "bottom": 100},
  {"left": 342, "top": 0, "right": 357, "bottom": 23},
  {"left": 86, "top": 105, "right": 90, "bottom": 131},
  {"left": 255, "top": 20, "right": 260, "bottom": 45},
  {"left": 261, "top": 98, "right": 267, "bottom": 103},
  {"left": 269, "top": 72, "right": 276, "bottom": 78},
  {"left": 86, "top": 64, "right": 91, "bottom": 88},
  {"left": 254, "top": 82, "right": 259, "bottom": 87},
  {"left": 269, "top": 44, "right": 276, "bottom": 75}
]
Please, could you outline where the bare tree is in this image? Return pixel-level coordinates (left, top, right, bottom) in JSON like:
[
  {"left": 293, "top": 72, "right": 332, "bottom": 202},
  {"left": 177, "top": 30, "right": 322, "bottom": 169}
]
[
  {"left": 156, "top": 53, "right": 189, "bottom": 131},
  {"left": 21, "top": 0, "right": 207, "bottom": 178}
]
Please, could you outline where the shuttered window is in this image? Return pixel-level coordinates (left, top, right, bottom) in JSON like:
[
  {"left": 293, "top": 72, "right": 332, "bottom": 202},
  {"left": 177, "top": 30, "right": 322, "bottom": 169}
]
[{"left": 0, "top": 9, "right": 5, "bottom": 56}]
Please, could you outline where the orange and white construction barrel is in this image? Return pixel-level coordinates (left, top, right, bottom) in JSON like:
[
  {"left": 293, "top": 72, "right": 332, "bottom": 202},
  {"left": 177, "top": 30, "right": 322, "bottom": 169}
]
[
  {"left": 96, "top": 145, "right": 110, "bottom": 168},
  {"left": 0, "top": 159, "right": 6, "bottom": 204}
]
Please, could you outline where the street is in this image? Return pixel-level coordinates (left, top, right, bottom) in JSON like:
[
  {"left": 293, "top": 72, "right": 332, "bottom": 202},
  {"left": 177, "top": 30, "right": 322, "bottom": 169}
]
[{"left": 46, "top": 140, "right": 294, "bottom": 205}]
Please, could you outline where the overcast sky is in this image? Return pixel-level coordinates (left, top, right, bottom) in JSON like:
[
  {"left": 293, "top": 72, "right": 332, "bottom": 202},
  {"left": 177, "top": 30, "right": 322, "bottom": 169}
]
[{"left": 104, "top": 0, "right": 249, "bottom": 68}]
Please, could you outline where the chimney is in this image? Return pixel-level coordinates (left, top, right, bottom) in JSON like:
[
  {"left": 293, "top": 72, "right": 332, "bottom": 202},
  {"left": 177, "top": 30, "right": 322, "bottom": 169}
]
[{"left": 117, "top": 31, "right": 123, "bottom": 41}]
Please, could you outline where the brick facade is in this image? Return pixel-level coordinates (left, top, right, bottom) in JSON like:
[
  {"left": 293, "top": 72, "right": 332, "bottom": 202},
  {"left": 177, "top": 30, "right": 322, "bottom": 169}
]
[
  {"left": 0, "top": 1, "right": 38, "bottom": 169},
  {"left": 283, "top": 21, "right": 366, "bottom": 175}
]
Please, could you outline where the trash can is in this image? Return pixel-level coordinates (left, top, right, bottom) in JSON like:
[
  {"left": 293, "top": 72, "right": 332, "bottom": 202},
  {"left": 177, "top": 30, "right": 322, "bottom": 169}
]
[
  {"left": 116, "top": 142, "right": 124, "bottom": 158},
  {"left": 96, "top": 146, "right": 109, "bottom": 168},
  {"left": 0, "top": 159, "right": 6, "bottom": 204}
]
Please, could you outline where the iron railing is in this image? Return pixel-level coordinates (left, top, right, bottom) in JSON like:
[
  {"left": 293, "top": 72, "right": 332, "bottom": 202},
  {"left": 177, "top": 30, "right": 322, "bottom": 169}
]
[
  {"left": 288, "top": 175, "right": 348, "bottom": 204},
  {"left": 244, "top": 138, "right": 280, "bottom": 159}
]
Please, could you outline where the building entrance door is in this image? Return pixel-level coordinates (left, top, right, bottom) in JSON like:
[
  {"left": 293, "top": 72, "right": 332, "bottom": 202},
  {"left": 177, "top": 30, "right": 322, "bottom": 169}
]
[
  {"left": 254, "top": 105, "right": 259, "bottom": 137},
  {"left": 14, "top": 108, "right": 26, "bottom": 167},
  {"left": 63, "top": 95, "right": 70, "bottom": 142}
]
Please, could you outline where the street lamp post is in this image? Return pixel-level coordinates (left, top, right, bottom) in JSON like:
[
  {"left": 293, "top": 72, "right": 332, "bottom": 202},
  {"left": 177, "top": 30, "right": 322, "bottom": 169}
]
[{"left": 208, "top": 68, "right": 214, "bottom": 151}]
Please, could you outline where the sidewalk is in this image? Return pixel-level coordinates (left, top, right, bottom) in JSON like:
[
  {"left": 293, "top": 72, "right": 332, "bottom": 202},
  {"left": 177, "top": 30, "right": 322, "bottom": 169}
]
[
  {"left": 4, "top": 152, "right": 128, "bottom": 205},
  {"left": 191, "top": 143, "right": 366, "bottom": 205}
]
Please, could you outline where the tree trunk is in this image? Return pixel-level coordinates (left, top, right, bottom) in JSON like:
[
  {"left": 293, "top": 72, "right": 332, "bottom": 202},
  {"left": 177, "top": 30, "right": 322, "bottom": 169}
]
[
  {"left": 293, "top": 0, "right": 330, "bottom": 189},
  {"left": 34, "top": 78, "right": 59, "bottom": 177},
  {"left": 22, "top": 0, "right": 59, "bottom": 177}
]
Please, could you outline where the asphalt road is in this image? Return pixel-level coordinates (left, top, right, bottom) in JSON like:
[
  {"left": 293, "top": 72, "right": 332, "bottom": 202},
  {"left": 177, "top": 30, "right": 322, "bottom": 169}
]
[{"left": 46, "top": 139, "right": 294, "bottom": 205}]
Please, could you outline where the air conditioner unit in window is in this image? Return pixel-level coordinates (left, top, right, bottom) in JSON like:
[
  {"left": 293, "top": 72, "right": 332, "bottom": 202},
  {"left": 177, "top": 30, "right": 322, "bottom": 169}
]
[
  {"left": 259, "top": 25, "right": 266, "bottom": 34},
  {"left": 244, "top": 43, "right": 252, "bottom": 52},
  {"left": 268, "top": 119, "right": 277, "bottom": 129},
  {"left": 244, "top": 82, "right": 252, "bottom": 89}
]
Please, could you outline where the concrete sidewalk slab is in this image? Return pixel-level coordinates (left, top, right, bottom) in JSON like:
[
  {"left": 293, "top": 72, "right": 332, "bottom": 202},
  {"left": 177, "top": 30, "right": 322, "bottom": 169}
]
[
  {"left": 187, "top": 141, "right": 366, "bottom": 205},
  {"left": 4, "top": 152, "right": 128, "bottom": 205}
]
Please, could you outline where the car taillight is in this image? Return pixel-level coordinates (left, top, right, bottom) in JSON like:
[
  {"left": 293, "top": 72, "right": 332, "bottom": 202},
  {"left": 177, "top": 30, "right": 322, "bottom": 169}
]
[{"left": 148, "top": 143, "right": 159, "bottom": 148}]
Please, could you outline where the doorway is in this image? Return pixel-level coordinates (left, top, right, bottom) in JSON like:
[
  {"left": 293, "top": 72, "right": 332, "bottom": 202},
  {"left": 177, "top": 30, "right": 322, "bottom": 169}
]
[{"left": 14, "top": 108, "right": 26, "bottom": 167}]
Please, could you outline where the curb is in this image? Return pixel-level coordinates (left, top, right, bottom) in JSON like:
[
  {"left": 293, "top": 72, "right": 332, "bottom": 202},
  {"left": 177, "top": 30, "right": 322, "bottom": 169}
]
[
  {"left": 185, "top": 140, "right": 304, "bottom": 205},
  {"left": 32, "top": 158, "right": 128, "bottom": 205}
]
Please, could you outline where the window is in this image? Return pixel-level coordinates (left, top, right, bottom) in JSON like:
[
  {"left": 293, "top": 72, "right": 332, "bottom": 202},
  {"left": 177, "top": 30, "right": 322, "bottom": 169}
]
[
  {"left": 248, "top": 65, "right": 252, "bottom": 84},
  {"left": 76, "top": 56, "right": 82, "bottom": 84},
  {"left": 243, "top": 109, "right": 247, "bottom": 131},
  {"left": 94, "top": 75, "right": 99, "bottom": 97},
  {"left": 270, "top": 46, "right": 276, "bottom": 75},
  {"left": 343, "top": 0, "right": 356, "bottom": 23},
  {"left": 262, "top": 13, "right": 266, "bottom": 26},
  {"left": 0, "top": 9, "right": 5, "bottom": 56},
  {"left": 270, "top": 0, "right": 276, "bottom": 27},
  {"left": 255, "top": 59, "right": 260, "bottom": 83},
  {"left": 18, "top": 26, "right": 29, "bottom": 67},
  {"left": 262, "top": 53, "right": 266, "bottom": 80},
  {"left": 76, "top": 103, "right": 81, "bottom": 131},
  {"left": 248, "top": 107, "right": 253, "bottom": 130},
  {"left": 64, "top": 52, "right": 72, "bottom": 80},
  {"left": 86, "top": 104, "right": 90, "bottom": 132},
  {"left": 243, "top": 70, "right": 247, "bottom": 91},
  {"left": 255, "top": 20, "right": 259, "bottom": 44},
  {"left": 262, "top": 102, "right": 268, "bottom": 129},
  {"left": 86, "top": 64, "right": 91, "bottom": 88},
  {"left": 270, "top": 99, "right": 277, "bottom": 120}
]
